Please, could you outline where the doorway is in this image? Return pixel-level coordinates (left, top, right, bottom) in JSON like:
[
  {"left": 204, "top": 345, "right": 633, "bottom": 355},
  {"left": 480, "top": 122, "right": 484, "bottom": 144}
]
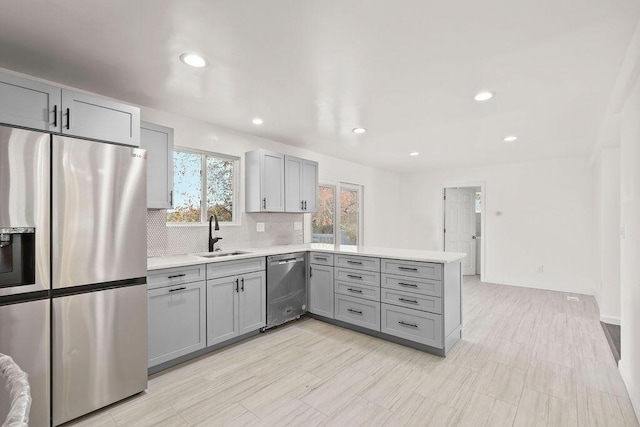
[{"left": 443, "top": 185, "right": 483, "bottom": 277}]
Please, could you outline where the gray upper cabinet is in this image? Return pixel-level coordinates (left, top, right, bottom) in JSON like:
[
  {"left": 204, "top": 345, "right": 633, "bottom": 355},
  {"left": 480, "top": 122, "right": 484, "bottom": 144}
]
[
  {"left": 0, "top": 71, "right": 61, "bottom": 132},
  {"left": 140, "top": 121, "right": 174, "bottom": 209},
  {"left": 284, "top": 156, "right": 319, "bottom": 213},
  {"left": 61, "top": 90, "right": 140, "bottom": 146},
  {"left": 245, "top": 150, "right": 285, "bottom": 212}
]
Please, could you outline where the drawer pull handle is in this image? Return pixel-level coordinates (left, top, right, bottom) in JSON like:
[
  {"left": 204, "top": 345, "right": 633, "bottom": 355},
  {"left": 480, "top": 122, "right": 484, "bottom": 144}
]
[
  {"left": 347, "top": 288, "right": 363, "bottom": 294},
  {"left": 347, "top": 308, "right": 363, "bottom": 315},
  {"left": 399, "top": 298, "right": 418, "bottom": 304},
  {"left": 399, "top": 282, "right": 418, "bottom": 288},
  {"left": 168, "top": 287, "right": 186, "bottom": 293},
  {"left": 167, "top": 274, "right": 186, "bottom": 279},
  {"left": 314, "top": 256, "right": 328, "bottom": 260},
  {"left": 53, "top": 104, "right": 58, "bottom": 127},
  {"left": 398, "top": 321, "right": 418, "bottom": 328},
  {"left": 398, "top": 266, "right": 418, "bottom": 271},
  {"left": 347, "top": 260, "right": 363, "bottom": 265},
  {"left": 347, "top": 274, "right": 363, "bottom": 280}
]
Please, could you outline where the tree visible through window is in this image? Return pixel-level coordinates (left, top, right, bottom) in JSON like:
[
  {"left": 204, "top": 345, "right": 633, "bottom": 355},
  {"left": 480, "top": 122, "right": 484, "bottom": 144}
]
[
  {"left": 312, "top": 183, "right": 363, "bottom": 246},
  {"left": 167, "top": 149, "right": 237, "bottom": 224}
]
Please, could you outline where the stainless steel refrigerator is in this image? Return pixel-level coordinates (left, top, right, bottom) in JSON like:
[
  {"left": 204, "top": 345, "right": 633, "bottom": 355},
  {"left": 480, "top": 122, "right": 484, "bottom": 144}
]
[{"left": 0, "top": 125, "right": 148, "bottom": 426}]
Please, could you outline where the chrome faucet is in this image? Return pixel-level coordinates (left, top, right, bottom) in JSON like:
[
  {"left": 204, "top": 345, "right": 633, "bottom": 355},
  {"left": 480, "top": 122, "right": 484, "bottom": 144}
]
[{"left": 209, "top": 214, "right": 223, "bottom": 252}]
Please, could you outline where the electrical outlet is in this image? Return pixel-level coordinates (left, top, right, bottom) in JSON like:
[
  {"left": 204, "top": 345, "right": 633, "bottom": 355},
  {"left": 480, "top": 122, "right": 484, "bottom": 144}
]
[
  {"left": 537, "top": 265, "right": 544, "bottom": 273},
  {"left": 294, "top": 222, "right": 303, "bottom": 231},
  {"left": 567, "top": 296, "right": 580, "bottom": 302},
  {"left": 256, "top": 222, "right": 265, "bottom": 232}
]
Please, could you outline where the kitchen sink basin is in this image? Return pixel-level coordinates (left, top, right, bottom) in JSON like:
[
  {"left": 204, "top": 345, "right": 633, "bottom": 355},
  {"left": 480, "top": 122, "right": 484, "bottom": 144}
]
[{"left": 197, "top": 251, "right": 251, "bottom": 259}]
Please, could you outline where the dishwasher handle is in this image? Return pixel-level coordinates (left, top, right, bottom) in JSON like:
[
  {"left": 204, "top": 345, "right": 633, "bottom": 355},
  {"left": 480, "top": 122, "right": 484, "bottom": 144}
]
[{"left": 268, "top": 253, "right": 306, "bottom": 266}]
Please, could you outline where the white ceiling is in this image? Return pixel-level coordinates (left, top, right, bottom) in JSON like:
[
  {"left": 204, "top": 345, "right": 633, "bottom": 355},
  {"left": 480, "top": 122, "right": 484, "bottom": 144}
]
[{"left": 0, "top": 0, "right": 638, "bottom": 172}]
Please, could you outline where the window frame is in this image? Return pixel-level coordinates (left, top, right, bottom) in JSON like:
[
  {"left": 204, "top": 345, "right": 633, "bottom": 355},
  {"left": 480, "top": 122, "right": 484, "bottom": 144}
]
[
  {"left": 310, "top": 180, "right": 364, "bottom": 246},
  {"left": 166, "top": 146, "right": 241, "bottom": 227}
]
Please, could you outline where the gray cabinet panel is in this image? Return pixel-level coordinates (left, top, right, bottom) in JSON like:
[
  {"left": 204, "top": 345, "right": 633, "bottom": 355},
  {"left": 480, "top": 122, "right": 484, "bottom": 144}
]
[
  {"left": 238, "top": 271, "right": 266, "bottom": 334},
  {"left": 334, "top": 294, "right": 380, "bottom": 331},
  {"left": 335, "top": 254, "right": 380, "bottom": 272},
  {"left": 334, "top": 267, "right": 380, "bottom": 288},
  {"left": 148, "top": 281, "right": 206, "bottom": 367},
  {"left": 0, "top": 71, "right": 60, "bottom": 132},
  {"left": 381, "top": 288, "right": 442, "bottom": 314},
  {"left": 301, "top": 159, "right": 318, "bottom": 212},
  {"left": 262, "top": 151, "right": 285, "bottom": 211},
  {"left": 335, "top": 280, "right": 380, "bottom": 301},
  {"left": 206, "top": 257, "right": 266, "bottom": 280},
  {"left": 381, "top": 303, "right": 443, "bottom": 348},
  {"left": 310, "top": 252, "right": 334, "bottom": 266},
  {"left": 140, "top": 121, "right": 173, "bottom": 209},
  {"left": 285, "top": 155, "right": 303, "bottom": 212},
  {"left": 61, "top": 89, "right": 140, "bottom": 146},
  {"left": 207, "top": 276, "right": 239, "bottom": 346},
  {"left": 309, "top": 264, "right": 334, "bottom": 318},
  {"left": 147, "top": 264, "right": 206, "bottom": 290},
  {"left": 381, "top": 273, "right": 442, "bottom": 297},
  {"left": 381, "top": 258, "right": 443, "bottom": 280}
]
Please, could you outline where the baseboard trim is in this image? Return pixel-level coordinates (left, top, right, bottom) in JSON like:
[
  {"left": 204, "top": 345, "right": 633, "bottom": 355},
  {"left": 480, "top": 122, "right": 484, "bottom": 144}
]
[
  {"left": 619, "top": 359, "right": 640, "bottom": 420},
  {"left": 600, "top": 315, "right": 621, "bottom": 325},
  {"left": 481, "top": 275, "right": 594, "bottom": 296}
]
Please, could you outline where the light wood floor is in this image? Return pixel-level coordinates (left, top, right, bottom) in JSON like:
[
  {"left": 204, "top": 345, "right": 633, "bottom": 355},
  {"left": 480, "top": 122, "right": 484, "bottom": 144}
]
[{"left": 66, "top": 276, "right": 639, "bottom": 427}]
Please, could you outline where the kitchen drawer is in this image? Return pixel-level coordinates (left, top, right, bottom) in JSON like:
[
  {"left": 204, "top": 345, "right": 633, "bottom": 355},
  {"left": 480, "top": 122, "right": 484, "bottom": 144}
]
[
  {"left": 335, "top": 294, "right": 380, "bottom": 331},
  {"left": 381, "top": 288, "right": 442, "bottom": 314},
  {"left": 207, "top": 257, "right": 266, "bottom": 280},
  {"left": 335, "top": 280, "right": 380, "bottom": 302},
  {"left": 381, "top": 258, "right": 442, "bottom": 280},
  {"left": 381, "top": 303, "right": 443, "bottom": 348},
  {"left": 147, "top": 264, "right": 206, "bottom": 290},
  {"left": 381, "top": 273, "right": 442, "bottom": 298},
  {"left": 335, "top": 254, "right": 380, "bottom": 272},
  {"left": 310, "top": 252, "right": 334, "bottom": 266},
  {"left": 334, "top": 267, "right": 380, "bottom": 288}
]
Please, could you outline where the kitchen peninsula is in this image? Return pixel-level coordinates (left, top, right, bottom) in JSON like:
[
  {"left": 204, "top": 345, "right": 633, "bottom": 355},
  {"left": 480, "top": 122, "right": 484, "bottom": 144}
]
[{"left": 147, "top": 244, "right": 465, "bottom": 373}]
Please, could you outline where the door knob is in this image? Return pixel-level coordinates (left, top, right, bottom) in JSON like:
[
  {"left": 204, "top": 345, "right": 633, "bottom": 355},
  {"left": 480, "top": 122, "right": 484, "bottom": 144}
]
[{"left": 472, "top": 236, "right": 477, "bottom": 239}]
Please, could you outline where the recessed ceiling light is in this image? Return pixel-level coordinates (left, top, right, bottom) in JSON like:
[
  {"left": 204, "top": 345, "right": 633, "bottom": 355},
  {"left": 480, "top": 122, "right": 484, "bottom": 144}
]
[
  {"left": 474, "top": 91, "right": 494, "bottom": 102},
  {"left": 504, "top": 135, "right": 518, "bottom": 142},
  {"left": 409, "top": 152, "right": 420, "bottom": 156},
  {"left": 180, "top": 53, "right": 207, "bottom": 68},
  {"left": 252, "top": 117, "right": 263, "bottom": 125},
  {"left": 352, "top": 127, "right": 367, "bottom": 134}
]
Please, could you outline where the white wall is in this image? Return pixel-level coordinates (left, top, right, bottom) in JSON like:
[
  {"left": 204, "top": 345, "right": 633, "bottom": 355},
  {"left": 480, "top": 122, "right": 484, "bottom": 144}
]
[
  {"left": 399, "top": 157, "right": 594, "bottom": 294},
  {"left": 592, "top": 147, "right": 621, "bottom": 324},
  {"left": 619, "top": 71, "right": 640, "bottom": 418},
  {"left": 140, "top": 107, "right": 404, "bottom": 248}
]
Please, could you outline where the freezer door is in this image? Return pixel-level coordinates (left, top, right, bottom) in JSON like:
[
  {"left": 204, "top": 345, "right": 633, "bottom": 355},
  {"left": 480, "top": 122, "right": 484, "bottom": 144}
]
[
  {"left": 52, "top": 285, "right": 148, "bottom": 426},
  {"left": 52, "top": 136, "right": 147, "bottom": 289},
  {"left": 0, "top": 299, "right": 50, "bottom": 427},
  {"left": 0, "top": 126, "right": 50, "bottom": 296}
]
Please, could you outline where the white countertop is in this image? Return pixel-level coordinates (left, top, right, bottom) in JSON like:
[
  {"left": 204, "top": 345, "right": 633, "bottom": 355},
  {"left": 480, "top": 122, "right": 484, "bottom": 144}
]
[{"left": 147, "top": 244, "right": 466, "bottom": 271}]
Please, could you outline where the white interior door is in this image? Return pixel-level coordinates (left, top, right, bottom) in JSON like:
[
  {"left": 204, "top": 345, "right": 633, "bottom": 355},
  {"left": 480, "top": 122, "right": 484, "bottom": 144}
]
[{"left": 445, "top": 188, "right": 477, "bottom": 275}]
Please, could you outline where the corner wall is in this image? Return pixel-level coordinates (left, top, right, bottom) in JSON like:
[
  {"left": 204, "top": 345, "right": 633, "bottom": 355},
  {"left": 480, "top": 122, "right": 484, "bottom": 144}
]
[{"left": 398, "top": 156, "right": 595, "bottom": 295}]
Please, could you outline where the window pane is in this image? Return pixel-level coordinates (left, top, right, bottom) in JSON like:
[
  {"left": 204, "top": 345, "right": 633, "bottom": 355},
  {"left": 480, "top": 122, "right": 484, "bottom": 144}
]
[
  {"left": 206, "top": 156, "right": 234, "bottom": 222},
  {"left": 312, "top": 185, "right": 335, "bottom": 244},
  {"left": 167, "top": 151, "right": 202, "bottom": 223},
  {"left": 475, "top": 192, "right": 482, "bottom": 213},
  {"left": 340, "top": 187, "right": 359, "bottom": 246}
]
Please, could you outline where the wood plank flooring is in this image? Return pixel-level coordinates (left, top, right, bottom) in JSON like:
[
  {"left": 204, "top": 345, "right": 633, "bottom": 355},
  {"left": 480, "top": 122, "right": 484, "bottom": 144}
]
[{"left": 64, "top": 276, "right": 638, "bottom": 426}]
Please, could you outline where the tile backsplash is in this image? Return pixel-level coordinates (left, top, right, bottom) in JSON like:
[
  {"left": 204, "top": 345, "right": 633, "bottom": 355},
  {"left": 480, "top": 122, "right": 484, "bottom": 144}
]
[{"left": 147, "top": 210, "right": 304, "bottom": 257}]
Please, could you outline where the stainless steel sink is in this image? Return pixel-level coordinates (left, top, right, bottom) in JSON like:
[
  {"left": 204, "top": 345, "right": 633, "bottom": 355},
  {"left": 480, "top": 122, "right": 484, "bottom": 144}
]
[{"left": 197, "top": 251, "right": 251, "bottom": 259}]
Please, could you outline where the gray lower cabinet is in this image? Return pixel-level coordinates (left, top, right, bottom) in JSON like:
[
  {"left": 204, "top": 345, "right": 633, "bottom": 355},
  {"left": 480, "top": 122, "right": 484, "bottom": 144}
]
[
  {"left": 141, "top": 121, "right": 174, "bottom": 209},
  {"left": 335, "top": 294, "right": 380, "bottom": 331},
  {"left": 381, "top": 303, "right": 442, "bottom": 348},
  {"left": 309, "top": 264, "right": 334, "bottom": 318},
  {"left": 207, "top": 270, "right": 266, "bottom": 346},
  {"left": 0, "top": 71, "right": 61, "bottom": 132},
  {"left": 147, "top": 281, "right": 206, "bottom": 368}
]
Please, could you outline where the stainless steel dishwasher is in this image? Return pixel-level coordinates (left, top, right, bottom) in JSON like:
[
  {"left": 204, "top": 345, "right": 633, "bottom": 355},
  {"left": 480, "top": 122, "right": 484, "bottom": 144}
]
[{"left": 265, "top": 252, "right": 307, "bottom": 330}]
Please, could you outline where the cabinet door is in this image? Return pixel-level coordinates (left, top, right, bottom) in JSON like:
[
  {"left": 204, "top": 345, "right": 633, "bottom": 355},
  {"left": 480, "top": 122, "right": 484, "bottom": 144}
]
[
  {"left": 284, "top": 155, "right": 303, "bottom": 212},
  {"left": 261, "top": 151, "right": 285, "bottom": 211},
  {"left": 140, "top": 121, "right": 174, "bottom": 209},
  {"left": 238, "top": 271, "right": 266, "bottom": 334},
  {"left": 302, "top": 159, "right": 319, "bottom": 212},
  {"left": 309, "top": 265, "right": 334, "bottom": 318},
  {"left": 148, "top": 281, "right": 206, "bottom": 367},
  {"left": 61, "top": 89, "right": 140, "bottom": 146},
  {"left": 0, "top": 71, "right": 61, "bottom": 132},
  {"left": 207, "top": 276, "right": 239, "bottom": 346}
]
